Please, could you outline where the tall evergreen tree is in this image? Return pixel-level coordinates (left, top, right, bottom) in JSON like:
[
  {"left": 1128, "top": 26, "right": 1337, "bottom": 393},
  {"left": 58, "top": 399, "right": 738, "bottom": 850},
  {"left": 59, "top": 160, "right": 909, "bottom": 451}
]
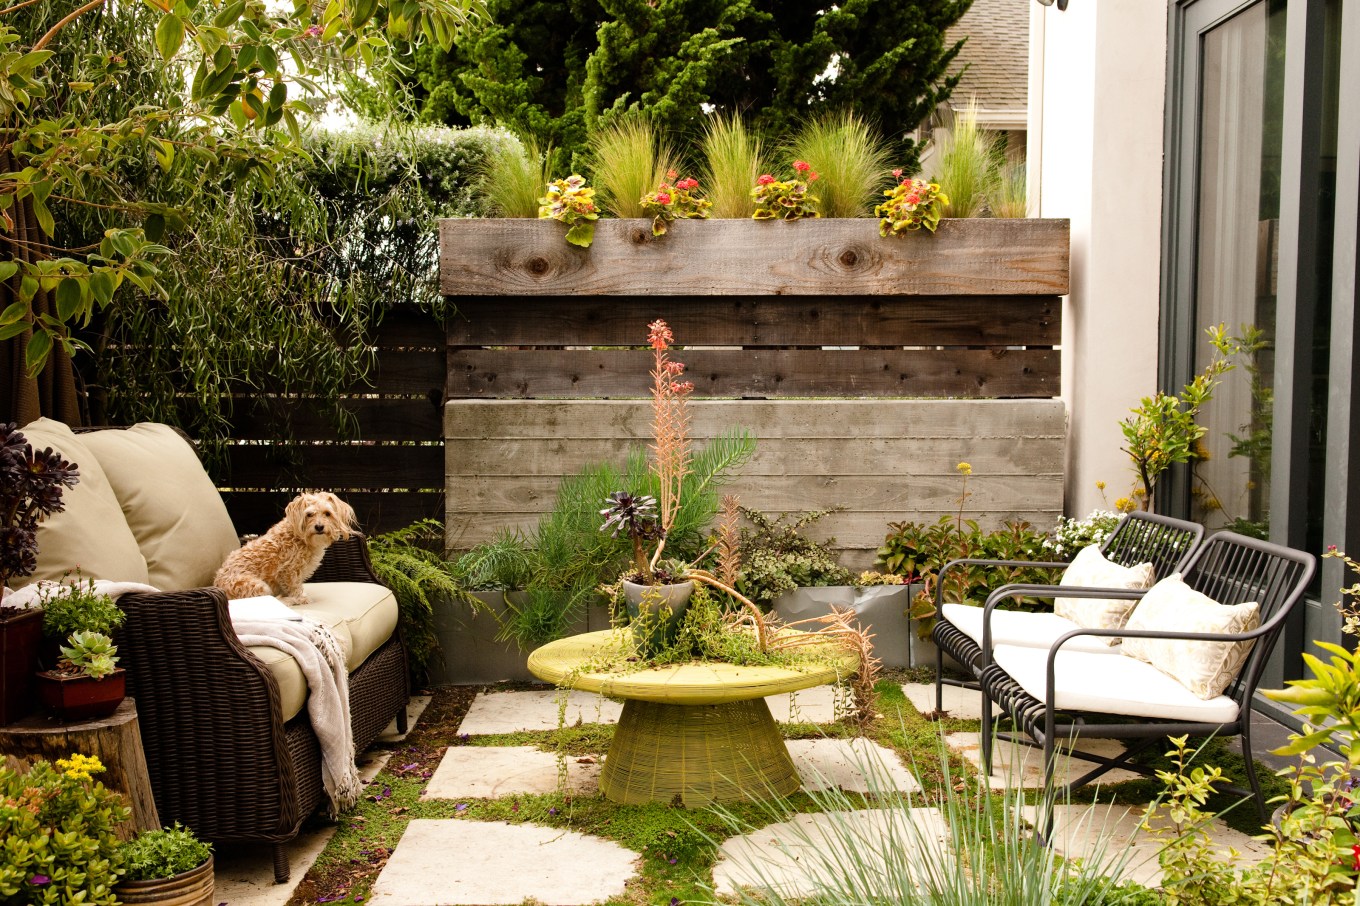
[{"left": 404, "top": 0, "right": 971, "bottom": 173}]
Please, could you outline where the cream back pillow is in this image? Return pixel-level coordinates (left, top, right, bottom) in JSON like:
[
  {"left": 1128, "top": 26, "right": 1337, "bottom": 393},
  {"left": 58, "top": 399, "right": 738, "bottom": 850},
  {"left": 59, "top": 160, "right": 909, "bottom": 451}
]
[
  {"left": 1121, "top": 574, "right": 1259, "bottom": 699},
  {"left": 80, "top": 423, "right": 239, "bottom": 591},
  {"left": 19, "top": 419, "right": 150, "bottom": 585},
  {"left": 1054, "top": 545, "right": 1154, "bottom": 644}
]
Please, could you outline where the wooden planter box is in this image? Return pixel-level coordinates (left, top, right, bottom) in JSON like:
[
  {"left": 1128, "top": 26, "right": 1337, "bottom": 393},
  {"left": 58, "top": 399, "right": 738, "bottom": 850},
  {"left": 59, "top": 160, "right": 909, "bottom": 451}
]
[
  {"left": 428, "top": 591, "right": 613, "bottom": 685},
  {"left": 440, "top": 218, "right": 1070, "bottom": 297}
]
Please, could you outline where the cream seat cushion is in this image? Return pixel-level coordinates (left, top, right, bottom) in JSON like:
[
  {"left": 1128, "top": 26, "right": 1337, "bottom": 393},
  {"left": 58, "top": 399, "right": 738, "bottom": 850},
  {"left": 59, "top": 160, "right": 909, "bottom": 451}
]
[
  {"left": 941, "top": 603, "right": 1124, "bottom": 655},
  {"left": 992, "top": 644, "right": 1241, "bottom": 724},
  {"left": 1120, "top": 575, "right": 1260, "bottom": 699},
  {"left": 1053, "top": 545, "right": 1154, "bottom": 644},
  {"left": 78, "top": 423, "right": 240, "bottom": 591},
  {"left": 19, "top": 419, "right": 149, "bottom": 585},
  {"left": 245, "top": 582, "right": 398, "bottom": 721}
]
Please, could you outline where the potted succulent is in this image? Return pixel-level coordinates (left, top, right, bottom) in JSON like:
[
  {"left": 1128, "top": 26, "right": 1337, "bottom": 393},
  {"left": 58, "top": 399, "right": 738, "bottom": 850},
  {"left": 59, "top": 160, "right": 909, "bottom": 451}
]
[
  {"left": 36, "top": 629, "right": 126, "bottom": 721},
  {"left": 114, "top": 823, "right": 215, "bottom": 906},
  {"left": 39, "top": 576, "right": 125, "bottom": 668},
  {"left": 0, "top": 422, "right": 80, "bottom": 725}
]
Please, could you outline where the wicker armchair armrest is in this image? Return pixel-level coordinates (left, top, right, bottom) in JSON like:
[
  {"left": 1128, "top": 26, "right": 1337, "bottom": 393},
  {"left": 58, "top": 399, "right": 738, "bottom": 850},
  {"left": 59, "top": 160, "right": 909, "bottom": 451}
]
[{"left": 309, "top": 534, "right": 383, "bottom": 584}]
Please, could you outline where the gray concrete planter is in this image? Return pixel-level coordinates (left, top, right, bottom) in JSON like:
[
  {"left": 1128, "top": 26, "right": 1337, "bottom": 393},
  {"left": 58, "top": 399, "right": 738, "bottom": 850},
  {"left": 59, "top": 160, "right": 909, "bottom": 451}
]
[
  {"left": 428, "top": 591, "right": 612, "bottom": 685},
  {"left": 771, "top": 584, "right": 929, "bottom": 669}
]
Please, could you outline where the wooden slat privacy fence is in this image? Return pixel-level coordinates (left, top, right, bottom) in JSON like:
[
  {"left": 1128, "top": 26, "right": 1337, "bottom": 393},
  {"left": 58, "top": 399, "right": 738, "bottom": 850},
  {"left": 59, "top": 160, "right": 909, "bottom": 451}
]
[
  {"left": 439, "top": 217, "right": 1071, "bottom": 561},
  {"left": 216, "top": 309, "right": 447, "bottom": 536},
  {"left": 445, "top": 400, "right": 1066, "bottom": 568}
]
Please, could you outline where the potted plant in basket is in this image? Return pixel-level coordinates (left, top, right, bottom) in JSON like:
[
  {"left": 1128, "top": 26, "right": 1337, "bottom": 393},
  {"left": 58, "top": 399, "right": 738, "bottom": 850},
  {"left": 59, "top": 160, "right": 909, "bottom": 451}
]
[
  {"left": 36, "top": 628, "right": 126, "bottom": 721},
  {"left": 114, "top": 823, "right": 214, "bottom": 906},
  {"left": 0, "top": 421, "right": 80, "bottom": 725}
]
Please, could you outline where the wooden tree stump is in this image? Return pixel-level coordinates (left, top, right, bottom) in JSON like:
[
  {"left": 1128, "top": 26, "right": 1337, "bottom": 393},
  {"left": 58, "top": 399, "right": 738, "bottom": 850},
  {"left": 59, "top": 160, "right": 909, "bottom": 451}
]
[{"left": 0, "top": 697, "right": 160, "bottom": 838}]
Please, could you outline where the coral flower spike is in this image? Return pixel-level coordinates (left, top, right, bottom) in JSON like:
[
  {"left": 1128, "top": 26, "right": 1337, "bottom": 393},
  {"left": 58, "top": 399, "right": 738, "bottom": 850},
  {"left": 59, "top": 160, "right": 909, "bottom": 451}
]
[{"left": 648, "top": 319, "right": 673, "bottom": 350}]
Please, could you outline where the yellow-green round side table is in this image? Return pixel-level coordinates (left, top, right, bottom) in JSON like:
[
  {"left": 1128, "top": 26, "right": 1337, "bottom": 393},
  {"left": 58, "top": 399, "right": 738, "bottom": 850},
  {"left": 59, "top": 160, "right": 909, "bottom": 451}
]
[{"left": 527, "top": 629, "right": 858, "bottom": 806}]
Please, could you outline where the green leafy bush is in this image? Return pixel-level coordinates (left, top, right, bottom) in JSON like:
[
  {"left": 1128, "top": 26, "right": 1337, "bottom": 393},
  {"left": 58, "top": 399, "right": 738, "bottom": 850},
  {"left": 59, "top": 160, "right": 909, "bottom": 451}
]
[
  {"left": 0, "top": 756, "right": 131, "bottom": 905},
  {"left": 734, "top": 509, "right": 852, "bottom": 609},
  {"left": 117, "top": 824, "right": 211, "bottom": 882},
  {"left": 39, "top": 579, "right": 124, "bottom": 640}
]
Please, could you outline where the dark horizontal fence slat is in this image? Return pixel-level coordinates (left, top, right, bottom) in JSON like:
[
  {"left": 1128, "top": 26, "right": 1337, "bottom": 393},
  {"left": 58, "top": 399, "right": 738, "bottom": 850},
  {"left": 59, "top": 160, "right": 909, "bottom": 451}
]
[
  {"left": 222, "top": 399, "right": 444, "bottom": 442},
  {"left": 448, "top": 348, "right": 1058, "bottom": 399},
  {"left": 224, "top": 491, "right": 445, "bottom": 538},
  {"left": 448, "top": 296, "right": 1060, "bottom": 347},
  {"left": 440, "top": 218, "right": 1071, "bottom": 296},
  {"left": 223, "top": 444, "right": 445, "bottom": 491}
]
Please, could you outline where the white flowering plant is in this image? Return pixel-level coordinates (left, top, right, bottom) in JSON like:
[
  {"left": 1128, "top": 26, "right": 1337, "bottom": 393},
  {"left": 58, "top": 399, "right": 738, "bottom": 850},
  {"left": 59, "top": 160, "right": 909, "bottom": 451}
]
[{"left": 1042, "top": 510, "right": 1123, "bottom": 560}]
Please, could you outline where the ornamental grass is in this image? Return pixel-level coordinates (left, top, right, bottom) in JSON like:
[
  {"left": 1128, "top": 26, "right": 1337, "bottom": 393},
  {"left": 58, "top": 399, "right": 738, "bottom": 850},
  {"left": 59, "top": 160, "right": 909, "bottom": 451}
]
[
  {"left": 701, "top": 114, "right": 767, "bottom": 219},
  {"left": 785, "top": 111, "right": 894, "bottom": 218},
  {"left": 588, "top": 118, "right": 677, "bottom": 219}
]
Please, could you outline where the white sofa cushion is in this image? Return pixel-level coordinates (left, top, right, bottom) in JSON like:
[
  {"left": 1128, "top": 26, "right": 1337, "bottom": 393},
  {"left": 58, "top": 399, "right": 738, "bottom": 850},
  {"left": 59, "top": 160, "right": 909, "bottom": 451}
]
[
  {"left": 992, "top": 644, "right": 1241, "bottom": 724},
  {"left": 1121, "top": 575, "right": 1259, "bottom": 699},
  {"left": 20, "top": 419, "right": 150, "bottom": 585},
  {"left": 1053, "top": 545, "right": 1154, "bottom": 644},
  {"left": 79, "top": 423, "right": 240, "bottom": 591},
  {"left": 941, "top": 602, "right": 1121, "bottom": 655}
]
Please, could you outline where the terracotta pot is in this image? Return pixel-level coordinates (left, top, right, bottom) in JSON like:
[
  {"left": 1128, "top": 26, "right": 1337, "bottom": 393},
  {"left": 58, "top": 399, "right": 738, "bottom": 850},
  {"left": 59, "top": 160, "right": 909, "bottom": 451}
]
[
  {"left": 35, "top": 668, "right": 126, "bottom": 721},
  {"left": 115, "top": 856, "right": 215, "bottom": 906},
  {"left": 0, "top": 607, "right": 42, "bottom": 726},
  {"left": 622, "top": 580, "right": 694, "bottom": 656}
]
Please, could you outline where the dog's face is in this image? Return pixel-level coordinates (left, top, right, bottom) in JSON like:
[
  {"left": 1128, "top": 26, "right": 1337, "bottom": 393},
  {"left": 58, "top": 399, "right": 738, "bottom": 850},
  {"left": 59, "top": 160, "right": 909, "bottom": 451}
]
[{"left": 285, "top": 492, "right": 358, "bottom": 544}]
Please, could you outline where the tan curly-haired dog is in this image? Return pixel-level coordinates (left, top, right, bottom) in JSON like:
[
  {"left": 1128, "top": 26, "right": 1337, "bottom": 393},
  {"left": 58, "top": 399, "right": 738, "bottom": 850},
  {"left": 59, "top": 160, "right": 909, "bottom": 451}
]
[{"left": 214, "top": 492, "right": 358, "bottom": 605}]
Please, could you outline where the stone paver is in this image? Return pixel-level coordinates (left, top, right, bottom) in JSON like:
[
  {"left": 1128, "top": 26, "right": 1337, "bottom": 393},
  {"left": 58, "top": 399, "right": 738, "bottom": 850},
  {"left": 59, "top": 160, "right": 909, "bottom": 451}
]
[
  {"left": 456, "top": 689, "right": 622, "bottom": 734},
  {"left": 424, "top": 745, "right": 601, "bottom": 798},
  {"left": 900, "top": 682, "right": 985, "bottom": 720},
  {"left": 945, "top": 731, "right": 1141, "bottom": 790},
  {"left": 212, "top": 696, "right": 432, "bottom": 906},
  {"left": 368, "top": 819, "right": 637, "bottom": 906},
  {"left": 766, "top": 684, "right": 843, "bottom": 723},
  {"left": 1020, "top": 803, "right": 1271, "bottom": 888},
  {"left": 786, "top": 738, "right": 921, "bottom": 794},
  {"left": 713, "top": 808, "right": 947, "bottom": 898}
]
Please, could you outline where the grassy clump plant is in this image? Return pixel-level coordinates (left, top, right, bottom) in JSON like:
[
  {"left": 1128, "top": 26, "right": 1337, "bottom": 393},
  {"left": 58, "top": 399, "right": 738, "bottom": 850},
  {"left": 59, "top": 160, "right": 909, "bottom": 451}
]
[
  {"left": 700, "top": 114, "right": 767, "bottom": 218},
  {"left": 478, "top": 134, "right": 554, "bottom": 218},
  {"left": 932, "top": 99, "right": 1003, "bottom": 218},
  {"left": 992, "top": 160, "right": 1028, "bottom": 218},
  {"left": 785, "top": 111, "right": 894, "bottom": 218},
  {"left": 588, "top": 118, "right": 677, "bottom": 219}
]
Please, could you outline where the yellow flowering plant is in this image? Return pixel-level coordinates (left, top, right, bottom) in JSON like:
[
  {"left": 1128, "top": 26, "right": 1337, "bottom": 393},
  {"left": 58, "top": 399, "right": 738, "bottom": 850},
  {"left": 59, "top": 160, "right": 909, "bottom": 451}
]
[
  {"left": 538, "top": 174, "right": 600, "bottom": 248},
  {"left": 875, "top": 170, "right": 948, "bottom": 235}
]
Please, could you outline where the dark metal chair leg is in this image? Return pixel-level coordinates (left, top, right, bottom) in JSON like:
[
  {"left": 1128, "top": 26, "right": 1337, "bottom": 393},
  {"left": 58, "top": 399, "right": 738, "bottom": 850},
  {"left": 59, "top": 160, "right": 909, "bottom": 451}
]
[
  {"left": 981, "top": 692, "right": 995, "bottom": 774},
  {"left": 272, "top": 842, "right": 291, "bottom": 884},
  {"left": 935, "top": 641, "right": 945, "bottom": 712},
  {"left": 397, "top": 704, "right": 409, "bottom": 735},
  {"left": 1238, "top": 719, "right": 1267, "bottom": 825}
]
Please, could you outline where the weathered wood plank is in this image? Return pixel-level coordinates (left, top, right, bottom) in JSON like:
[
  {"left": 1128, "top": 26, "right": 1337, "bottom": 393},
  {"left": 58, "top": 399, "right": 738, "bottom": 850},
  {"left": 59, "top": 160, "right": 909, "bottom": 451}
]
[
  {"left": 445, "top": 399, "right": 1067, "bottom": 440},
  {"left": 224, "top": 490, "right": 445, "bottom": 537},
  {"left": 446, "top": 474, "right": 1063, "bottom": 514},
  {"left": 447, "top": 296, "right": 1060, "bottom": 347},
  {"left": 447, "top": 348, "right": 1057, "bottom": 399},
  {"left": 444, "top": 399, "right": 1065, "bottom": 555},
  {"left": 440, "top": 218, "right": 1071, "bottom": 296}
]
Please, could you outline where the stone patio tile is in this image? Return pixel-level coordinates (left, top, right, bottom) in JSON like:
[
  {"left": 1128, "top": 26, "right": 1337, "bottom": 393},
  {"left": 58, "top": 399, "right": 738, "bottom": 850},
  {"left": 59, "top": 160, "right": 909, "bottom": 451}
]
[
  {"left": 899, "top": 682, "right": 985, "bottom": 720},
  {"left": 456, "top": 689, "right": 622, "bottom": 735},
  {"left": 766, "top": 684, "right": 843, "bottom": 724},
  {"left": 945, "top": 732, "right": 1141, "bottom": 790},
  {"left": 712, "top": 808, "right": 947, "bottom": 898},
  {"left": 786, "top": 738, "right": 921, "bottom": 794},
  {"left": 1019, "top": 803, "right": 1271, "bottom": 888},
  {"left": 368, "top": 819, "right": 637, "bottom": 906},
  {"left": 423, "top": 745, "right": 600, "bottom": 798},
  {"left": 212, "top": 696, "right": 432, "bottom": 906}
]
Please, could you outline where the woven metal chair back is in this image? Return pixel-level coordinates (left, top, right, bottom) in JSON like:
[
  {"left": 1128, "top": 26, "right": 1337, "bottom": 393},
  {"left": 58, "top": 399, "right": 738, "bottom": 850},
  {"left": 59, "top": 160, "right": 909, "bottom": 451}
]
[
  {"left": 1179, "top": 531, "right": 1316, "bottom": 707},
  {"left": 1099, "top": 511, "right": 1203, "bottom": 579}
]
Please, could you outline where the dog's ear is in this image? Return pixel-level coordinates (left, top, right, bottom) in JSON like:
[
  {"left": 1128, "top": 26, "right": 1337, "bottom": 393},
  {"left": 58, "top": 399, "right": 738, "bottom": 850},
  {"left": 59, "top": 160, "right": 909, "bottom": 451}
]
[{"left": 284, "top": 494, "right": 313, "bottom": 534}]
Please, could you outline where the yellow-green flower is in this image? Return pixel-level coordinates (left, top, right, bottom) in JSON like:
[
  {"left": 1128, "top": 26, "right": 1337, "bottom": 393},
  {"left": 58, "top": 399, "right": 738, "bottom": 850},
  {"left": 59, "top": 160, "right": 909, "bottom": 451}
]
[
  {"left": 1115, "top": 497, "right": 1135, "bottom": 514},
  {"left": 956, "top": 462, "right": 972, "bottom": 475}
]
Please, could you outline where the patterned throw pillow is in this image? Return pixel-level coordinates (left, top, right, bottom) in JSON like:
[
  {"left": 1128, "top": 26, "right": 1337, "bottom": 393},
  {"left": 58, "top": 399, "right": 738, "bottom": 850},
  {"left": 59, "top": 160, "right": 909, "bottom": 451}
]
[
  {"left": 1053, "top": 545, "right": 1155, "bottom": 644},
  {"left": 1121, "top": 574, "right": 1260, "bottom": 699}
]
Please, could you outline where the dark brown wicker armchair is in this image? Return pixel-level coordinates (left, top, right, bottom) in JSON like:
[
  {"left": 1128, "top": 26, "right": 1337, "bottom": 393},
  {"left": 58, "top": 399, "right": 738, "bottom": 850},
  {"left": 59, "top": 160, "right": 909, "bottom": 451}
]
[{"left": 115, "top": 536, "right": 409, "bottom": 884}]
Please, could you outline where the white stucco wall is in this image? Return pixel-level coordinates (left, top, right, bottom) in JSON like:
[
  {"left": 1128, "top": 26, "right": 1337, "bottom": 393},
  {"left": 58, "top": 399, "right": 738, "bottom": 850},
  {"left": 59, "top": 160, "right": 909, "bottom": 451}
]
[{"left": 1029, "top": 0, "right": 1170, "bottom": 517}]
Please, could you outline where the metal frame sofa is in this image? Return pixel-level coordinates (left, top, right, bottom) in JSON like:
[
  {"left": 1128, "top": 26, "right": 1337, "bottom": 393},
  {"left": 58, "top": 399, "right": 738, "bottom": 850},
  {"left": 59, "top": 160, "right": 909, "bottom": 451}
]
[{"left": 19, "top": 419, "right": 409, "bottom": 883}]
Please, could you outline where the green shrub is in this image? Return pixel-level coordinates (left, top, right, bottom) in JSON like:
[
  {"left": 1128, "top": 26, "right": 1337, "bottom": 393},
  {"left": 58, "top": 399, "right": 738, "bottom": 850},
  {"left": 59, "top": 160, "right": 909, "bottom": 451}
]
[
  {"left": 117, "top": 824, "right": 211, "bottom": 882},
  {"left": 0, "top": 756, "right": 131, "bottom": 905},
  {"left": 39, "top": 578, "right": 124, "bottom": 640},
  {"left": 735, "top": 509, "right": 853, "bottom": 608}
]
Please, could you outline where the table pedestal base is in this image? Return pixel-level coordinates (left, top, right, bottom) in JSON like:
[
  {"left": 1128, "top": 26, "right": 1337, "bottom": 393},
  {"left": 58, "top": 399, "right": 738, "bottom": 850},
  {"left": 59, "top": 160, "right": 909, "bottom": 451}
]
[{"left": 600, "top": 697, "right": 799, "bottom": 805}]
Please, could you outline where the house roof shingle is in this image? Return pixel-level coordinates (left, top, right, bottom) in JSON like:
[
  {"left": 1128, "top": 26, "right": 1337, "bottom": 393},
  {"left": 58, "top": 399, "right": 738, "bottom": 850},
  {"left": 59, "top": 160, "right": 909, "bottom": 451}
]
[{"left": 945, "top": 0, "right": 1029, "bottom": 124}]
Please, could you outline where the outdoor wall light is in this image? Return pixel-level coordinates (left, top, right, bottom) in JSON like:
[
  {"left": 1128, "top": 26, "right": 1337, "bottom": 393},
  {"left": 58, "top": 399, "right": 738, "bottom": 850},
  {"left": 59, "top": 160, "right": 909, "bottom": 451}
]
[{"left": 1035, "top": 0, "right": 1070, "bottom": 9}]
